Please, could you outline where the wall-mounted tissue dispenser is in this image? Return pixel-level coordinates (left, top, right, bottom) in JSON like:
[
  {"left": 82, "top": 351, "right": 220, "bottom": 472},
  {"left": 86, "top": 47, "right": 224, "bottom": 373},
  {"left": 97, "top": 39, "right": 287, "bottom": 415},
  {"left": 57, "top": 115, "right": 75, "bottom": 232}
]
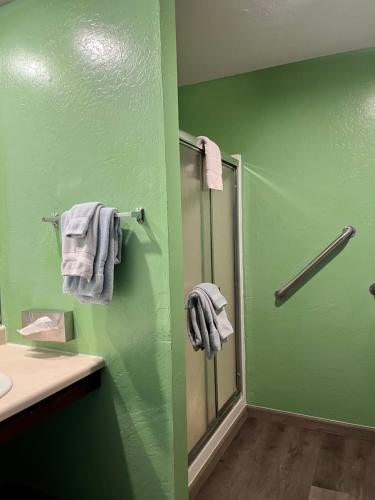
[{"left": 19, "top": 311, "right": 74, "bottom": 342}]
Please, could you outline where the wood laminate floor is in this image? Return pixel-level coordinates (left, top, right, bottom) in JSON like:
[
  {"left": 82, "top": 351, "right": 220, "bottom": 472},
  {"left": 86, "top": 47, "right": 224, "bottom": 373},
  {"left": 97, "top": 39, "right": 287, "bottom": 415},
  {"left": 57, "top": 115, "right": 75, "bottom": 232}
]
[{"left": 195, "top": 415, "right": 375, "bottom": 500}]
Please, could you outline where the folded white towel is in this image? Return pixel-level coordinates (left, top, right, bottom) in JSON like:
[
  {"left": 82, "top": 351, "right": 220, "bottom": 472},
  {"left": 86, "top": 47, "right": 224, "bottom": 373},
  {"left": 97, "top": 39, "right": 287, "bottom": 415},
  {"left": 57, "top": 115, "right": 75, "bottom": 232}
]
[
  {"left": 61, "top": 202, "right": 102, "bottom": 282},
  {"left": 197, "top": 136, "right": 223, "bottom": 191},
  {"left": 64, "top": 202, "right": 102, "bottom": 238}
]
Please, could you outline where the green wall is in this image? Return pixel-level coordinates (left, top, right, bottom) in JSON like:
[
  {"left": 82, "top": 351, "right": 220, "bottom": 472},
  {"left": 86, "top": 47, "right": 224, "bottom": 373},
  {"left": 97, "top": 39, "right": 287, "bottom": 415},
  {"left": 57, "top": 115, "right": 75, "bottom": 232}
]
[
  {"left": 0, "top": 0, "right": 187, "bottom": 499},
  {"left": 179, "top": 48, "right": 375, "bottom": 427}
]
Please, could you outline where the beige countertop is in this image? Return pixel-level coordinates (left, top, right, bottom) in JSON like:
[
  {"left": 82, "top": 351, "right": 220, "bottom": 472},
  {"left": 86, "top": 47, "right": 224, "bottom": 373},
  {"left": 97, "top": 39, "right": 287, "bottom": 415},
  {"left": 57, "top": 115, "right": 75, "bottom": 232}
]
[{"left": 0, "top": 343, "right": 105, "bottom": 422}]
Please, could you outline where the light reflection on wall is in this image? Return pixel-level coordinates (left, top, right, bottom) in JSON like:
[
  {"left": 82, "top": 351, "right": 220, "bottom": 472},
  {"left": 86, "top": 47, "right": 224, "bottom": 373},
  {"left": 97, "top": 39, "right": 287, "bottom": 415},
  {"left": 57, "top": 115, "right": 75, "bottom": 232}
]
[
  {"left": 7, "top": 52, "right": 52, "bottom": 85},
  {"left": 364, "top": 95, "right": 375, "bottom": 118},
  {"left": 75, "top": 28, "right": 124, "bottom": 68}
]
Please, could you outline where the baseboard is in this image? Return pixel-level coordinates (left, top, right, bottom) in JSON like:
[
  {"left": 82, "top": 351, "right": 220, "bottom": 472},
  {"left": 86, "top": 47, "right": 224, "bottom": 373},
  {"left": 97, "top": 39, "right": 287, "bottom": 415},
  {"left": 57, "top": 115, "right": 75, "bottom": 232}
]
[
  {"left": 188, "top": 405, "right": 248, "bottom": 500},
  {"left": 247, "top": 404, "right": 375, "bottom": 442}
]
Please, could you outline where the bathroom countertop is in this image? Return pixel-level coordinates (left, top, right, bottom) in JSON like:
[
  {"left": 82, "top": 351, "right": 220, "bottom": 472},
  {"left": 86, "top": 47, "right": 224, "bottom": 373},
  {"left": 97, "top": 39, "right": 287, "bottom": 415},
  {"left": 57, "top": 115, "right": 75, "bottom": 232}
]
[{"left": 0, "top": 343, "right": 104, "bottom": 423}]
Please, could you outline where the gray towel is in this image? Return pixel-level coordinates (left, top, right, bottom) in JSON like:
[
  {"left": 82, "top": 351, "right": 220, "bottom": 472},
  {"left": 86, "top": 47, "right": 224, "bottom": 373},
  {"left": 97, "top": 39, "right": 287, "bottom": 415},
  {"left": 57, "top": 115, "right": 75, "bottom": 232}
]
[
  {"left": 65, "top": 202, "right": 103, "bottom": 238},
  {"left": 78, "top": 211, "right": 122, "bottom": 305},
  {"left": 186, "top": 283, "right": 234, "bottom": 359},
  {"left": 61, "top": 205, "right": 122, "bottom": 305},
  {"left": 61, "top": 202, "right": 102, "bottom": 281}
]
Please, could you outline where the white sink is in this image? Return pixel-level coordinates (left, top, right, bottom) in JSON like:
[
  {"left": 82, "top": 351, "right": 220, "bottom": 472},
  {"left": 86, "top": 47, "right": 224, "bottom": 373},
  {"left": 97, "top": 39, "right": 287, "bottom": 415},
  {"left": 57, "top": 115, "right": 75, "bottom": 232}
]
[{"left": 0, "top": 372, "right": 12, "bottom": 398}]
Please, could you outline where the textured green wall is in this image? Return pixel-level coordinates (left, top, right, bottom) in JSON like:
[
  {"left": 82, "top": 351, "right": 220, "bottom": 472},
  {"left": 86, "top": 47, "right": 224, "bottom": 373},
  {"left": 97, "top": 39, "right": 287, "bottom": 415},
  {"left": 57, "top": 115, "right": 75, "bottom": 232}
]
[
  {"left": 0, "top": 0, "right": 187, "bottom": 498},
  {"left": 179, "top": 48, "right": 375, "bottom": 427}
]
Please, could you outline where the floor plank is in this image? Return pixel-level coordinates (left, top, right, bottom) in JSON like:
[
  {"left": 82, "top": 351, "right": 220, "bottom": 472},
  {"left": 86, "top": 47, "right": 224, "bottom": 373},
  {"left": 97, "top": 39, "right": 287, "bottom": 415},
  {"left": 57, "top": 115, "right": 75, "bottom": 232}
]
[
  {"left": 313, "top": 434, "right": 368, "bottom": 499},
  {"left": 278, "top": 427, "right": 323, "bottom": 500},
  {"left": 238, "top": 421, "right": 291, "bottom": 499},
  {"left": 358, "top": 440, "right": 375, "bottom": 500},
  {"left": 313, "top": 433, "right": 346, "bottom": 492},
  {"left": 194, "top": 414, "right": 375, "bottom": 500},
  {"left": 196, "top": 421, "right": 322, "bottom": 500},
  {"left": 195, "top": 417, "right": 262, "bottom": 499},
  {"left": 308, "top": 486, "right": 350, "bottom": 500}
]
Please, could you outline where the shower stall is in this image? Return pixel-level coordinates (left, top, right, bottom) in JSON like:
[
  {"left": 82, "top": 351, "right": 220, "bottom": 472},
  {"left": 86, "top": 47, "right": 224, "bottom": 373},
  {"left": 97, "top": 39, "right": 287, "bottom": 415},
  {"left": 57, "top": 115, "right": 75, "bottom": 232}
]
[{"left": 179, "top": 131, "right": 244, "bottom": 469}]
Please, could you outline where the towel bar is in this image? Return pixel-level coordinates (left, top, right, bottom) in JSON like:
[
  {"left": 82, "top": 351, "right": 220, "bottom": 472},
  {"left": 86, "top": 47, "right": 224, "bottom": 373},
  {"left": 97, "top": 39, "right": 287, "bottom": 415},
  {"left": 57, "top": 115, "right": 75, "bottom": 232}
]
[
  {"left": 42, "top": 207, "right": 145, "bottom": 226},
  {"left": 275, "top": 225, "right": 356, "bottom": 300}
]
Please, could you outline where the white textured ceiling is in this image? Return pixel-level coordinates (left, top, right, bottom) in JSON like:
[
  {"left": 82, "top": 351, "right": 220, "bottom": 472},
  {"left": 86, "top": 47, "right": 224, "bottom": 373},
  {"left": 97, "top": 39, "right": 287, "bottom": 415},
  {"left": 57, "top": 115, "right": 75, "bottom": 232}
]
[{"left": 176, "top": 0, "right": 375, "bottom": 86}]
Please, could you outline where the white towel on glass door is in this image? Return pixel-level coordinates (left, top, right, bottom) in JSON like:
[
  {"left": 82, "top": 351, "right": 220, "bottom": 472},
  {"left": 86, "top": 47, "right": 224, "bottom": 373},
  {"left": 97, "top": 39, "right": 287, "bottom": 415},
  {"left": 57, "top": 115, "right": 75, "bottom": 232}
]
[{"left": 197, "top": 135, "right": 223, "bottom": 191}]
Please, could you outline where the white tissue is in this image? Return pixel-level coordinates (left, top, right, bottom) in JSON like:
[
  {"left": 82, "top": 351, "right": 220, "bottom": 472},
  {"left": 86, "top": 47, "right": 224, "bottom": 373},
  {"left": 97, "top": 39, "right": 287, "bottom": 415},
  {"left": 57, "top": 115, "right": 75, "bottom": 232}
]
[{"left": 17, "top": 316, "right": 58, "bottom": 336}]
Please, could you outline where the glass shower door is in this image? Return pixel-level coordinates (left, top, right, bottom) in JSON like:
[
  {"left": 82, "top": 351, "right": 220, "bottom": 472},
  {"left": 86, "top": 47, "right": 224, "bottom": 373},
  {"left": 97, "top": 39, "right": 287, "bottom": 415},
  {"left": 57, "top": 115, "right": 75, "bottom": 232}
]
[
  {"left": 180, "top": 132, "right": 241, "bottom": 460},
  {"left": 211, "top": 164, "right": 239, "bottom": 411},
  {"left": 180, "top": 144, "right": 216, "bottom": 452}
]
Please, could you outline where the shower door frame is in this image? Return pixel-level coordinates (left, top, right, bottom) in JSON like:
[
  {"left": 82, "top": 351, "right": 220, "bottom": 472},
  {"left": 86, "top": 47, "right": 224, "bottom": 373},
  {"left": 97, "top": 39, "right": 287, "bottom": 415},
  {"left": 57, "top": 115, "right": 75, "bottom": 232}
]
[{"left": 179, "top": 130, "right": 246, "bottom": 486}]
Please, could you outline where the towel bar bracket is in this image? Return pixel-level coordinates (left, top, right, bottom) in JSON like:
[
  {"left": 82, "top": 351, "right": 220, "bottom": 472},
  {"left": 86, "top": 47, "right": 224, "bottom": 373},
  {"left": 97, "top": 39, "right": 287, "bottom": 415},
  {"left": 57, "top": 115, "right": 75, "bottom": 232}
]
[
  {"left": 117, "top": 208, "right": 145, "bottom": 224},
  {"left": 42, "top": 212, "right": 60, "bottom": 227},
  {"left": 42, "top": 207, "right": 145, "bottom": 226}
]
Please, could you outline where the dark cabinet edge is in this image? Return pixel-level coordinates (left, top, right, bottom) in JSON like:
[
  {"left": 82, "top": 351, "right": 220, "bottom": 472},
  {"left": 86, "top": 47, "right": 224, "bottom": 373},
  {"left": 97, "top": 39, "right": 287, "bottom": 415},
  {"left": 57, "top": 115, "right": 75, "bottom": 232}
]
[{"left": 0, "top": 369, "right": 102, "bottom": 445}]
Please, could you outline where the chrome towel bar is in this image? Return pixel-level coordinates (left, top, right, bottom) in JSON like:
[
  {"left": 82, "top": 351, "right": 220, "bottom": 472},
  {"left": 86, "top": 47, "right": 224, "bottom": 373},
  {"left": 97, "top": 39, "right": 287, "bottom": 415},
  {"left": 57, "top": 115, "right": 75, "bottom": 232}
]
[
  {"left": 275, "top": 225, "right": 356, "bottom": 300},
  {"left": 42, "top": 207, "right": 145, "bottom": 227}
]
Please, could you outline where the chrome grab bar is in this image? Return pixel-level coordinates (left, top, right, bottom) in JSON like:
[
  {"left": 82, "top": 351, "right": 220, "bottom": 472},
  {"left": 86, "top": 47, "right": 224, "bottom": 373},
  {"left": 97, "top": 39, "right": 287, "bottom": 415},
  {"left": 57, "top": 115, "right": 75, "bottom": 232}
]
[{"left": 275, "top": 225, "right": 356, "bottom": 300}]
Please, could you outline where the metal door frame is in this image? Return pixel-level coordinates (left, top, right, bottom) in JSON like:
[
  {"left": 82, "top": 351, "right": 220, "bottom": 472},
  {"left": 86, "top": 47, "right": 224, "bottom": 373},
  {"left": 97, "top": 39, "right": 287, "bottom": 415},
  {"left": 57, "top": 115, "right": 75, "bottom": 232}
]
[{"left": 179, "top": 130, "right": 244, "bottom": 463}]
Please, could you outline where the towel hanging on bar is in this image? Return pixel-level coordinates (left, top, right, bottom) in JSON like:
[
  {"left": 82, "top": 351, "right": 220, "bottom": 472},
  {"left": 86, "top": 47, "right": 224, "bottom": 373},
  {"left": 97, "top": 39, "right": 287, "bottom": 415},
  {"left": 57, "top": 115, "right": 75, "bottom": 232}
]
[{"left": 42, "top": 207, "right": 144, "bottom": 226}]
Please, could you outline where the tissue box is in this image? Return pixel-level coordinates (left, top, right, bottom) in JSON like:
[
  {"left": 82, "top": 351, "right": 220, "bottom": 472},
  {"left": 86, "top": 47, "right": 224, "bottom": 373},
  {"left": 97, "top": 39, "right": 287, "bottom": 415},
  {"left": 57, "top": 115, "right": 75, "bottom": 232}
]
[{"left": 21, "top": 310, "right": 74, "bottom": 342}]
